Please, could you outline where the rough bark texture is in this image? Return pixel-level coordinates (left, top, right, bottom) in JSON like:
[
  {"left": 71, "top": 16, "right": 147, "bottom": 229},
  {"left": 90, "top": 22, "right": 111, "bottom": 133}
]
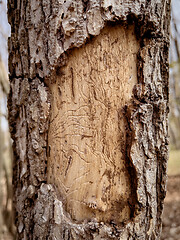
[{"left": 8, "top": 0, "right": 170, "bottom": 239}]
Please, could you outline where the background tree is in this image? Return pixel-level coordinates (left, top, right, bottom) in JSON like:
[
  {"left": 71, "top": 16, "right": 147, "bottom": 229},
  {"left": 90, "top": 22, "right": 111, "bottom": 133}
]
[
  {"left": 0, "top": 0, "right": 15, "bottom": 238},
  {"left": 169, "top": 0, "right": 180, "bottom": 150},
  {"left": 8, "top": 0, "right": 170, "bottom": 239}
]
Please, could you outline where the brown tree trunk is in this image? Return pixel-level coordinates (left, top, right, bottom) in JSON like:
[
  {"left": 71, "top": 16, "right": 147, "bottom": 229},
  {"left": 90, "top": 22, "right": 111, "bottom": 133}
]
[{"left": 8, "top": 0, "right": 170, "bottom": 239}]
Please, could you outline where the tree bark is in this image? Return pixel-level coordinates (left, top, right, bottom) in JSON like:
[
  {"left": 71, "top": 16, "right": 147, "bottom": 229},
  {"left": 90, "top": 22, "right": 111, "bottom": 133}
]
[{"left": 8, "top": 0, "right": 170, "bottom": 239}]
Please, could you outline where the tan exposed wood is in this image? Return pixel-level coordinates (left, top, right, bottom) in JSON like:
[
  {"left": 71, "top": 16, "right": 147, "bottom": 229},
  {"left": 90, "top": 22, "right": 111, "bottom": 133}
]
[{"left": 48, "top": 25, "right": 139, "bottom": 223}]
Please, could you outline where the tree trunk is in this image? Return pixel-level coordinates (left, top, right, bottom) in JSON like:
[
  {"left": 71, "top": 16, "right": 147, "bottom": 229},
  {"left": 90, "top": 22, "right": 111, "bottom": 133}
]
[{"left": 8, "top": 0, "right": 170, "bottom": 239}]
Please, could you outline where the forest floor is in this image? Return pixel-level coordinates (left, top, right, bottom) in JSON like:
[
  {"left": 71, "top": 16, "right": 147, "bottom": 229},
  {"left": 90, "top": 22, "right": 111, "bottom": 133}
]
[
  {"left": 161, "top": 175, "right": 180, "bottom": 240},
  {"left": 161, "top": 149, "right": 180, "bottom": 240}
]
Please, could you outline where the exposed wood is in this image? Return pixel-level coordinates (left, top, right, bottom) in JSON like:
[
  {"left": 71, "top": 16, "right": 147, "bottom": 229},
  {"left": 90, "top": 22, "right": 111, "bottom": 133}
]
[
  {"left": 48, "top": 25, "right": 139, "bottom": 224},
  {"left": 8, "top": 0, "right": 170, "bottom": 239}
]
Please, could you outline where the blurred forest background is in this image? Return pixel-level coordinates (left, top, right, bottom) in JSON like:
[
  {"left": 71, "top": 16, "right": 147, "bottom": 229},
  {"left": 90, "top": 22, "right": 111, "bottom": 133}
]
[{"left": 0, "top": 0, "right": 179, "bottom": 239}]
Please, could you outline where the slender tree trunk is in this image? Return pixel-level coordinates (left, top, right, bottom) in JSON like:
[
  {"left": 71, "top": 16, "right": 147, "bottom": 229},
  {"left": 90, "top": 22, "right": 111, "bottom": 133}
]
[{"left": 8, "top": 0, "right": 170, "bottom": 239}]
